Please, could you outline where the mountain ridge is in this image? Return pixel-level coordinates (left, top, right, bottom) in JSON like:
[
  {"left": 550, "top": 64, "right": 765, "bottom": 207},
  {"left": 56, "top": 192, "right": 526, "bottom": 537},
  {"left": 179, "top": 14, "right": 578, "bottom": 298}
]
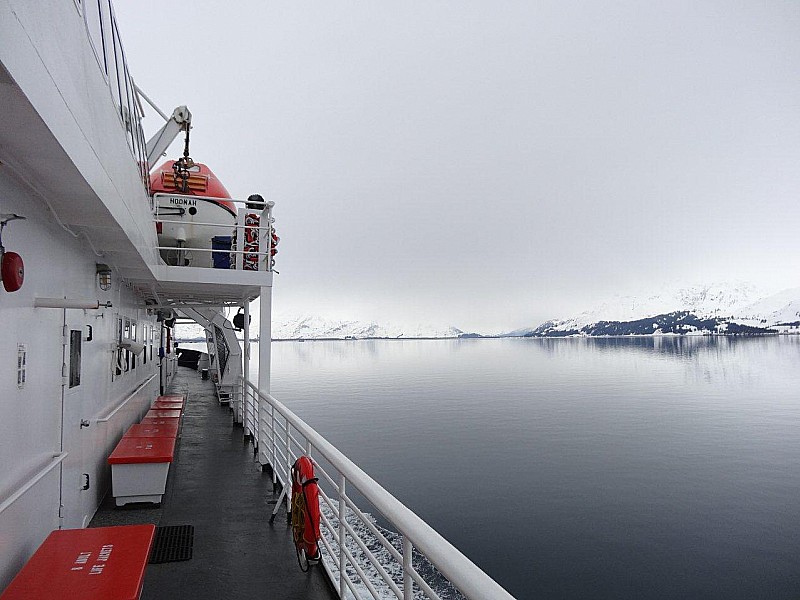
[
  {"left": 173, "top": 283, "right": 800, "bottom": 341},
  {"left": 513, "top": 283, "right": 800, "bottom": 337}
]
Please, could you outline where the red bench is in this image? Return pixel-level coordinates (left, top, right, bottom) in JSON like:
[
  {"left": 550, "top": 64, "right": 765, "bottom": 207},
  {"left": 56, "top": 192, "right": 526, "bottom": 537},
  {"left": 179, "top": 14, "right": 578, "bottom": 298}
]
[
  {"left": 140, "top": 416, "right": 179, "bottom": 426},
  {"left": 0, "top": 525, "right": 155, "bottom": 600},
  {"left": 108, "top": 437, "right": 176, "bottom": 506},
  {"left": 145, "top": 409, "right": 181, "bottom": 419},
  {"left": 156, "top": 394, "right": 185, "bottom": 403},
  {"left": 125, "top": 422, "right": 179, "bottom": 438},
  {"left": 151, "top": 400, "right": 183, "bottom": 411}
]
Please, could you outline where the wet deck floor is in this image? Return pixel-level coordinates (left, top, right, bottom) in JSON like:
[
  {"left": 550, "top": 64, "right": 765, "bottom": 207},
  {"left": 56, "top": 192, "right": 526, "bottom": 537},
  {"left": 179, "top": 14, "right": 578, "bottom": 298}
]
[{"left": 90, "top": 366, "right": 336, "bottom": 600}]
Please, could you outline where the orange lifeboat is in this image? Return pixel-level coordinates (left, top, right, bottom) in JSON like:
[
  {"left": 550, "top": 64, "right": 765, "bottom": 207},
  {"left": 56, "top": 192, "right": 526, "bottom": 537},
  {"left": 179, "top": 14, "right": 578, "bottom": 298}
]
[
  {"left": 150, "top": 160, "right": 236, "bottom": 213},
  {"left": 150, "top": 160, "right": 237, "bottom": 267}
]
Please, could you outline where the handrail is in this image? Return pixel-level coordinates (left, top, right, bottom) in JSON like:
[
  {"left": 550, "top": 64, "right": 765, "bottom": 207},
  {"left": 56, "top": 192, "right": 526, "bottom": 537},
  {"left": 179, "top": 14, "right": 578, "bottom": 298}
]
[
  {"left": 0, "top": 453, "right": 68, "bottom": 516},
  {"left": 95, "top": 373, "right": 158, "bottom": 423},
  {"left": 154, "top": 246, "right": 272, "bottom": 256},
  {"left": 242, "top": 378, "right": 514, "bottom": 600},
  {"left": 154, "top": 219, "right": 272, "bottom": 231}
]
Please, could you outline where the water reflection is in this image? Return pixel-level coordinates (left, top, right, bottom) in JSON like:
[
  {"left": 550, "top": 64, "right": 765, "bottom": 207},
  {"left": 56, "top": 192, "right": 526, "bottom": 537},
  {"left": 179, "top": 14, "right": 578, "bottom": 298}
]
[
  {"left": 173, "top": 338, "right": 800, "bottom": 598},
  {"left": 260, "top": 337, "right": 800, "bottom": 600}
]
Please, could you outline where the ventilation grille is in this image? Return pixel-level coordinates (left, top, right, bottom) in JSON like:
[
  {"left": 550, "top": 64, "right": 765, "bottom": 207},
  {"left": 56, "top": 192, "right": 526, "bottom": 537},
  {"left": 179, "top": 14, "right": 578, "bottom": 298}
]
[{"left": 149, "top": 525, "right": 195, "bottom": 563}]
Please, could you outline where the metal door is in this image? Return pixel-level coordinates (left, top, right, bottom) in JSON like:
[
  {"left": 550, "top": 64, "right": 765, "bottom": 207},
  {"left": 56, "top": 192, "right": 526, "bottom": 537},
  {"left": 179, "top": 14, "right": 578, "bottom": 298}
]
[{"left": 59, "top": 310, "right": 90, "bottom": 528}]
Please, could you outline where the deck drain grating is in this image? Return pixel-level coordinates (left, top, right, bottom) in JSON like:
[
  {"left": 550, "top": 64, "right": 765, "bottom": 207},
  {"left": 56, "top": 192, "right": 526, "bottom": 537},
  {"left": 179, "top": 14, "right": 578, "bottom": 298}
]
[{"left": 149, "top": 525, "right": 194, "bottom": 563}]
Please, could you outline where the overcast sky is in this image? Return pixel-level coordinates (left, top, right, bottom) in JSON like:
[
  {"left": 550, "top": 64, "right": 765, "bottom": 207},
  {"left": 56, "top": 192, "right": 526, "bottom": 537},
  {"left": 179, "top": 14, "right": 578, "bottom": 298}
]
[{"left": 115, "top": 1, "right": 800, "bottom": 332}]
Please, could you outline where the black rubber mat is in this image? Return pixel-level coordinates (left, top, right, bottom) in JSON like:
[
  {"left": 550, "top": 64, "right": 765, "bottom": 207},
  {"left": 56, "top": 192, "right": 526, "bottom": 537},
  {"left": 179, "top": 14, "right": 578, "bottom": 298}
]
[{"left": 149, "top": 525, "right": 194, "bottom": 563}]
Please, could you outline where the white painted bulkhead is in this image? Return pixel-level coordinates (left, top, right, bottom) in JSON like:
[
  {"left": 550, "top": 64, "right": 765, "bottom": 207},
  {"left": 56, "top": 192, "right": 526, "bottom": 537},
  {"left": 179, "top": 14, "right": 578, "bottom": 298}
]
[
  {"left": 0, "top": 0, "right": 274, "bottom": 592},
  {"left": 0, "top": 0, "right": 164, "bottom": 590},
  {"left": 0, "top": 170, "right": 159, "bottom": 587},
  {"left": 0, "top": 168, "right": 160, "bottom": 590}
]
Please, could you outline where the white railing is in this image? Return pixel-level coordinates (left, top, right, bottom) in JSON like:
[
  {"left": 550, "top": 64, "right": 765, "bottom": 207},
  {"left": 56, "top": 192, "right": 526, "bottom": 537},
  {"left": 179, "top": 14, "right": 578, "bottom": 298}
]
[
  {"left": 81, "top": 0, "right": 150, "bottom": 187},
  {"left": 153, "top": 194, "right": 275, "bottom": 272},
  {"left": 0, "top": 453, "right": 68, "bottom": 516},
  {"left": 240, "top": 378, "right": 515, "bottom": 600},
  {"left": 95, "top": 372, "right": 158, "bottom": 423}
]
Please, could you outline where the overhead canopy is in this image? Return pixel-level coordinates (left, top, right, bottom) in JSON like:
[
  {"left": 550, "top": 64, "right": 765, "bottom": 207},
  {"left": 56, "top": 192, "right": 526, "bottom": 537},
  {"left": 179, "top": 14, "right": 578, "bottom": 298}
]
[{"left": 128, "top": 265, "right": 271, "bottom": 308}]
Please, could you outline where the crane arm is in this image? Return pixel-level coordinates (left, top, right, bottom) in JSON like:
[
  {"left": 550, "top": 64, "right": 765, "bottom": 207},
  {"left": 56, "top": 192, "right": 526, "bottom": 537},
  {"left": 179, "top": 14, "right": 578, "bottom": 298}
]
[{"left": 145, "top": 106, "right": 192, "bottom": 168}]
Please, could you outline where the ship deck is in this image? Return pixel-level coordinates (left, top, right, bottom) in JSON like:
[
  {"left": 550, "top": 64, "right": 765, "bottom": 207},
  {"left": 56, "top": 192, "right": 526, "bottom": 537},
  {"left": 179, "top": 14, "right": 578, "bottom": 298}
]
[{"left": 90, "top": 366, "right": 336, "bottom": 600}]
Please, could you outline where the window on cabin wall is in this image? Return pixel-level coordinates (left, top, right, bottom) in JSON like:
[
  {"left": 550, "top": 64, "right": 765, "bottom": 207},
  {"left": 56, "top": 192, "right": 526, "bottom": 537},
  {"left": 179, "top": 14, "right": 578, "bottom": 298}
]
[
  {"left": 69, "top": 330, "right": 82, "bottom": 388},
  {"left": 114, "top": 316, "right": 123, "bottom": 378},
  {"left": 123, "top": 318, "right": 131, "bottom": 372},
  {"left": 131, "top": 321, "right": 137, "bottom": 369}
]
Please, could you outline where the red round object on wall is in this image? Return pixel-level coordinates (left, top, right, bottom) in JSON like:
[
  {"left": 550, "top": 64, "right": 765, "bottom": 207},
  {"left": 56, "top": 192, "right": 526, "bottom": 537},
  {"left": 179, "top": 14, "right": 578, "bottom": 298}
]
[{"left": 1, "top": 251, "right": 24, "bottom": 292}]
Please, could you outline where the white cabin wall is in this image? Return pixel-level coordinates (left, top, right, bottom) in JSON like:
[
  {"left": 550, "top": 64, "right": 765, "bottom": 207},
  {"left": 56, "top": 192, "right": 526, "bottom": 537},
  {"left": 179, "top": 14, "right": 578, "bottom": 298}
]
[
  {"left": 88, "top": 284, "right": 159, "bottom": 520},
  {"left": 0, "top": 170, "right": 158, "bottom": 589},
  {"left": 0, "top": 173, "right": 72, "bottom": 513},
  {"left": 0, "top": 0, "right": 161, "bottom": 268},
  {"left": 0, "top": 471, "right": 60, "bottom": 596},
  {"left": 0, "top": 173, "right": 64, "bottom": 592}
]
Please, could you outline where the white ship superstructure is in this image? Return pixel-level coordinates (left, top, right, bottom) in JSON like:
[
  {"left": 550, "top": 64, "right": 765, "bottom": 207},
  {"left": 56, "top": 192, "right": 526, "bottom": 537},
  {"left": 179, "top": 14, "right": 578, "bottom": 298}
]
[
  {"left": 0, "top": 2, "right": 513, "bottom": 598},
  {"left": 0, "top": 0, "right": 273, "bottom": 586}
]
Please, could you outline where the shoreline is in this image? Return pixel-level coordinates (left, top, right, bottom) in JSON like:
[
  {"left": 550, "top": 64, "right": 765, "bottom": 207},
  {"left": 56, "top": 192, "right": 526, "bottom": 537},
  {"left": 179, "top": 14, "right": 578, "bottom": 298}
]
[{"left": 176, "top": 331, "right": 798, "bottom": 344}]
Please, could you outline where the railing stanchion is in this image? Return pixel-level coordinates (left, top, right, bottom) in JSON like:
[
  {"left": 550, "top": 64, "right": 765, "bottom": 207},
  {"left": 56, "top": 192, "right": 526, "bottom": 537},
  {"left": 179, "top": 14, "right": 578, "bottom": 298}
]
[
  {"left": 242, "top": 386, "right": 248, "bottom": 436},
  {"left": 243, "top": 380, "right": 248, "bottom": 425},
  {"left": 339, "top": 475, "right": 347, "bottom": 598},
  {"left": 270, "top": 404, "right": 277, "bottom": 484},
  {"left": 265, "top": 202, "right": 273, "bottom": 273},
  {"left": 237, "top": 378, "right": 242, "bottom": 425},
  {"left": 258, "top": 388, "right": 265, "bottom": 461},
  {"left": 403, "top": 536, "right": 413, "bottom": 600},
  {"left": 242, "top": 301, "right": 250, "bottom": 424},
  {"left": 248, "top": 387, "right": 254, "bottom": 437},
  {"left": 253, "top": 391, "right": 515, "bottom": 600},
  {"left": 285, "top": 419, "right": 291, "bottom": 515},
  {"left": 254, "top": 390, "right": 260, "bottom": 450}
]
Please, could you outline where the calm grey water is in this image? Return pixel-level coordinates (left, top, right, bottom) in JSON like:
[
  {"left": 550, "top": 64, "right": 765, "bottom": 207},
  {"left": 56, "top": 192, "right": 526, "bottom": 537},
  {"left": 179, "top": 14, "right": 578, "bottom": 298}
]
[{"left": 205, "top": 336, "right": 800, "bottom": 599}]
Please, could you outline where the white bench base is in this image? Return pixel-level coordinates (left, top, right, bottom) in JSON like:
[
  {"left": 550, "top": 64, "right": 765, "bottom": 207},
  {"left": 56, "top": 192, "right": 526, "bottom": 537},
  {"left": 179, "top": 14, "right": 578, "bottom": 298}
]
[{"left": 111, "top": 462, "right": 170, "bottom": 506}]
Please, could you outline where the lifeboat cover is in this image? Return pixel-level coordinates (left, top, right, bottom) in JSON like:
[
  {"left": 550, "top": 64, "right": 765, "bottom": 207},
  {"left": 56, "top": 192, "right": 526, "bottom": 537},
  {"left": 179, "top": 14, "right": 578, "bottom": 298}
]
[{"left": 150, "top": 160, "right": 236, "bottom": 215}]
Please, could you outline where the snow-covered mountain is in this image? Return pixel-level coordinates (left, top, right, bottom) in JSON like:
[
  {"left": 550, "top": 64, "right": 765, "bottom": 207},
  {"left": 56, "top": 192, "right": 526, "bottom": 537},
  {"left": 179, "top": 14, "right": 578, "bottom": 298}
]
[
  {"left": 172, "top": 283, "right": 800, "bottom": 342},
  {"left": 174, "top": 322, "right": 209, "bottom": 341},
  {"left": 272, "top": 316, "right": 464, "bottom": 340},
  {"left": 556, "top": 282, "right": 761, "bottom": 331},
  {"left": 513, "top": 283, "right": 800, "bottom": 337},
  {"left": 735, "top": 287, "right": 800, "bottom": 324},
  {"left": 174, "top": 315, "right": 466, "bottom": 341}
]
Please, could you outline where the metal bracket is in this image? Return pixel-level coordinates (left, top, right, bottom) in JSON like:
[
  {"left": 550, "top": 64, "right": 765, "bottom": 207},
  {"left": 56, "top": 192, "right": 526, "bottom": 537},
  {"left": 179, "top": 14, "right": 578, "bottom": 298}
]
[{"left": 269, "top": 487, "right": 288, "bottom": 524}]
